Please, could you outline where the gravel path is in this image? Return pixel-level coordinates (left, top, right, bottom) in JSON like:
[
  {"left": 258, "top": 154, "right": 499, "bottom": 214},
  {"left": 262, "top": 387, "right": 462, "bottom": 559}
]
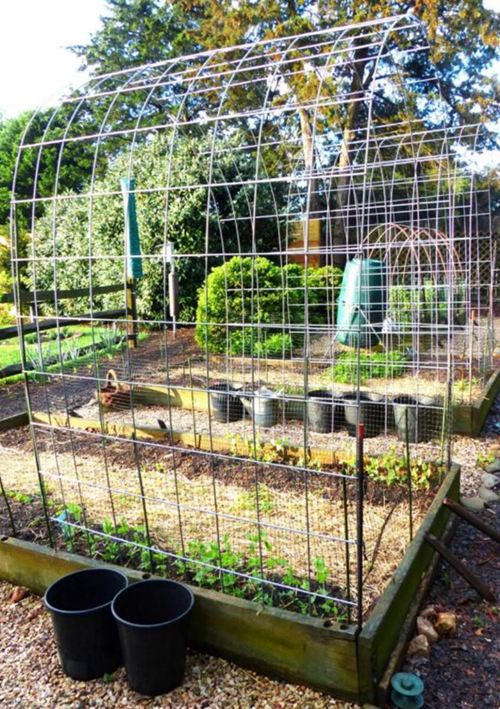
[{"left": 0, "top": 581, "right": 353, "bottom": 709}]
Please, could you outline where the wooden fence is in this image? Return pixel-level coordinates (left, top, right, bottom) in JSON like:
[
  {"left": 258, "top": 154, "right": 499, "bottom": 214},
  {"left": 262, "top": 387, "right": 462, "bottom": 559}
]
[{"left": 0, "top": 282, "right": 137, "bottom": 380}]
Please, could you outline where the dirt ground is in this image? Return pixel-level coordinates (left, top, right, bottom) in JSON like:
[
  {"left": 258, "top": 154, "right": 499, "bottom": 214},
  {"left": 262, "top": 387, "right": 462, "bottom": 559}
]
[{"left": 401, "top": 503, "right": 499, "bottom": 708}]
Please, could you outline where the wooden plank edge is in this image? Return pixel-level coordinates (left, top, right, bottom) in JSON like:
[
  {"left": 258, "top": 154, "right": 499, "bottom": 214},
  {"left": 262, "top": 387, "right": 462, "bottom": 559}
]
[
  {"left": 31, "top": 410, "right": 353, "bottom": 466},
  {"left": 452, "top": 369, "right": 500, "bottom": 436},
  {"left": 471, "top": 368, "right": 500, "bottom": 436},
  {"left": 374, "top": 512, "right": 457, "bottom": 706},
  {"left": 0, "top": 536, "right": 360, "bottom": 701},
  {"left": 357, "top": 464, "right": 460, "bottom": 701},
  {"left": 0, "top": 411, "right": 29, "bottom": 431}
]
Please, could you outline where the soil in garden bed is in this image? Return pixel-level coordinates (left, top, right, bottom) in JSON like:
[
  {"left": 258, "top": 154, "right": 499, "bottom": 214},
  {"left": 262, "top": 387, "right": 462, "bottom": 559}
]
[
  {"left": 0, "top": 427, "right": 436, "bottom": 621},
  {"left": 0, "top": 492, "right": 349, "bottom": 619}
]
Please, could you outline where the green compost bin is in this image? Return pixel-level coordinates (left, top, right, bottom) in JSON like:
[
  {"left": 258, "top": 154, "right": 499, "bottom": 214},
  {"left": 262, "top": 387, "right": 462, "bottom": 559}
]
[{"left": 336, "top": 258, "right": 387, "bottom": 348}]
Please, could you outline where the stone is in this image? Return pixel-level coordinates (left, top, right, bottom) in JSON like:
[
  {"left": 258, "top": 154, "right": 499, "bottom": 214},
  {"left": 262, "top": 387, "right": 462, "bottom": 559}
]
[
  {"left": 420, "top": 604, "right": 437, "bottom": 620},
  {"left": 435, "top": 611, "right": 457, "bottom": 637},
  {"left": 487, "top": 444, "right": 500, "bottom": 458},
  {"left": 407, "top": 634, "right": 430, "bottom": 658},
  {"left": 485, "top": 459, "right": 500, "bottom": 474},
  {"left": 460, "top": 496, "right": 485, "bottom": 511},
  {"left": 9, "top": 586, "right": 28, "bottom": 603},
  {"left": 478, "top": 487, "right": 499, "bottom": 502},
  {"left": 417, "top": 615, "right": 439, "bottom": 643},
  {"left": 481, "top": 473, "right": 499, "bottom": 489}
]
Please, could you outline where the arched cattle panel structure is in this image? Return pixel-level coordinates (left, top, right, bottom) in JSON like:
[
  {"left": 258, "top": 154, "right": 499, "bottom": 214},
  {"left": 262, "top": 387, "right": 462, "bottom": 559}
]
[{"left": 8, "top": 13, "right": 494, "bottom": 643}]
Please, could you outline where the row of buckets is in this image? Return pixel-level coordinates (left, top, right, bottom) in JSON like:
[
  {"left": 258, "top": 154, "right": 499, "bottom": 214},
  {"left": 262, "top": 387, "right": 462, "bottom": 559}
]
[
  {"left": 210, "top": 384, "right": 438, "bottom": 442},
  {"left": 45, "top": 568, "right": 194, "bottom": 696}
]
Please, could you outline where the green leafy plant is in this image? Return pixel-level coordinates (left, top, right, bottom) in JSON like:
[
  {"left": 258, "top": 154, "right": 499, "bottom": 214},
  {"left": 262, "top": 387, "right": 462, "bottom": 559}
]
[
  {"left": 196, "top": 255, "right": 342, "bottom": 355},
  {"left": 323, "top": 350, "right": 406, "bottom": 384},
  {"left": 363, "top": 448, "right": 443, "bottom": 490}
]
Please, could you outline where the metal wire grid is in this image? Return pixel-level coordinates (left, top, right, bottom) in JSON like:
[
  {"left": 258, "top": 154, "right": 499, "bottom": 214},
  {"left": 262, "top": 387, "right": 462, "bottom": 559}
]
[{"left": 6, "top": 13, "right": 495, "bottom": 624}]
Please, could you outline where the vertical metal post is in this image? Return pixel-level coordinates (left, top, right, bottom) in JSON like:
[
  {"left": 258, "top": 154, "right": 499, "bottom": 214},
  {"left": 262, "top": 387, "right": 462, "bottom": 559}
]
[
  {"left": 126, "top": 277, "right": 138, "bottom": 349},
  {"left": 405, "top": 408, "right": 413, "bottom": 542},
  {"left": 0, "top": 472, "right": 16, "bottom": 535},
  {"left": 356, "top": 422, "right": 365, "bottom": 629}
]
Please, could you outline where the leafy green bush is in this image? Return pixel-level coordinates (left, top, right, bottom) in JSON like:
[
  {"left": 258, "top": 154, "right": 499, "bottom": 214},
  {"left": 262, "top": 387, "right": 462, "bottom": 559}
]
[
  {"left": 323, "top": 350, "right": 407, "bottom": 384},
  {"left": 253, "top": 333, "right": 294, "bottom": 358},
  {"left": 31, "top": 132, "right": 284, "bottom": 322},
  {"left": 363, "top": 449, "right": 444, "bottom": 491},
  {"left": 196, "top": 255, "right": 342, "bottom": 355}
]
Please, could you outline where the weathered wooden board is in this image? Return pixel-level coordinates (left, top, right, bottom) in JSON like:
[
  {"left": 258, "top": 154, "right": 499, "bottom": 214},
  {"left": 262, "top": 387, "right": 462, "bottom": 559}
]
[
  {"left": 0, "top": 412, "right": 29, "bottom": 431},
  {"left": 452, "top": 369, "right": 500, "bottom": 436},
  {"left": 0, "top": 283, "right": 123, "bottom": 305},
  {"left": 31, "top": 410, "right": 351, "bottom": 466},
  {"left": 0, "top": 309, "right": 127, "bottom": 341},
  {"left": 357, "top": 464, "right": 460, "bottom": 701}
]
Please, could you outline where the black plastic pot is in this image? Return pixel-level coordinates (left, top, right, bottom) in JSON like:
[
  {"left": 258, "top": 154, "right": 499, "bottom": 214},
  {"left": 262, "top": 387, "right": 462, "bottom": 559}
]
[
  {"left": 392, "top": 395, "right": 435, "bottom": 443},
  {"left": 209, "top": 382, "right": 244, "bottom": 423},
  {"left": 343, "top": 393, "right": 383, "bottom": 438},
  {"left": 307, "top": 390, "right": 344, "bottom": 433},
  {"left": 44, "top": 568, "right": 128, "bottom": 680},
  {"left": 112, "top": 579, "right": 195, "bottom": 696}
]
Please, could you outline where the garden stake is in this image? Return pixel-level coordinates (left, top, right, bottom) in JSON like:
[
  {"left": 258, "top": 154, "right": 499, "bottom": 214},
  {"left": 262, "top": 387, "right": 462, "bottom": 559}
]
[
  {"left": 188, "top": 357, "right": 197, "bottom": 440},
  {"left": 341, "top": 475, "right": 352, "bottom": 624},
  {"left": 356, "top": 422, "right": 365, "bottom": 629},
  {"left": 0, "top": 472, "right": 16, "bottom": 535},
  {"left": 405, "top": 407, "right": 413, "bottom": 541},
  {"left": 131, "top": 433, "right": 155, "bottom": 574}
]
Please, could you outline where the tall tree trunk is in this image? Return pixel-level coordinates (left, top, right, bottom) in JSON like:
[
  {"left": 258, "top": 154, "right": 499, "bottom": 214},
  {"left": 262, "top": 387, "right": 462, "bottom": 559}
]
[
  {"left": 299, "top": 107, "right": 322, "bottom": 265},
  {"left": 332, "top": 41, "right": 369, "bottom": 269}
]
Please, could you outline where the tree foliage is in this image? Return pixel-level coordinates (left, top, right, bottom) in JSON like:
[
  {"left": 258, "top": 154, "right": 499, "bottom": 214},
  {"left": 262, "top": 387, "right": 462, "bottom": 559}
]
[
  {"left": 32, "top": 131, "right": 285, "bottom": 321},
  {"left": 0, "top": 109, "right": 104, "bottom": 230}
]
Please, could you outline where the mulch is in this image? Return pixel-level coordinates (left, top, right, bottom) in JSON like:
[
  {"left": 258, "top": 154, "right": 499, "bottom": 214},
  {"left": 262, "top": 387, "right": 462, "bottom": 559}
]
[
  {"left": 400, "top": 390, "right": 500, "bottom": 708},
  {"left": 401, "top": 501, "right": 499, "bottom": 708},
  {"left": 0, "top": 580, "right": 353, "bottom": 709}
]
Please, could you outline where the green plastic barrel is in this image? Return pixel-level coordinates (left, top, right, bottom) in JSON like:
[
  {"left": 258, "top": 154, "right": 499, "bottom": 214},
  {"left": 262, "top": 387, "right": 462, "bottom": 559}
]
[{"left": 336, "top": 258, "right": 386, "bottom": 348}]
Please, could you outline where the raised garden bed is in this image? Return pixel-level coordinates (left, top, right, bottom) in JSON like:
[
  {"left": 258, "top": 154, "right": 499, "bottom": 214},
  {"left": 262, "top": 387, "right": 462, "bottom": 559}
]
[{"left": 0, "top": 463, "right": 460, "bottom": 703}]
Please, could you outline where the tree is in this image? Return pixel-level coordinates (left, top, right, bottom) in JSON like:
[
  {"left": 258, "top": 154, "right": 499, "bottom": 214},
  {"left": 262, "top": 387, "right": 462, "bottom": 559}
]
[
  {"left": 0, "top": 109, "right": 105, "bottom": 230},
  {"left": 31, "top": 131, "right": 285, "bottom": 321},
  {"left": 71, "top": 1, "right": 499, "bottom": 264}
]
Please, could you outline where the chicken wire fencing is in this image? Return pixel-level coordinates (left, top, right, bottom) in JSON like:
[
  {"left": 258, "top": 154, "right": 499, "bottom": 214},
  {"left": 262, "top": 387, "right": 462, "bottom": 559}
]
[{"left": 5, "top": 13, "right": 495, "bottom": 626}]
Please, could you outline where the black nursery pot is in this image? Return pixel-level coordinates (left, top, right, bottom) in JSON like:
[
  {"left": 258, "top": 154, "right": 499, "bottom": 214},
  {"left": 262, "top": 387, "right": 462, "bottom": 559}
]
[
  {"left": 44, "top": 568, "right": 128, "bottom": 680},
  {"left": 209, "top": 382, "right": 244, "bottom": 423},
  {"left": 392, "top": 395, "right": 435, "bottom": 443},
  {"left": 343, "top": 393, "right": 383, "bottom": 438},
  {"left": 307, "top": 390, "right": 345, "bottom": 433},
  {"left": 111, "top": 579, "right": 195, "bottom": 696}
]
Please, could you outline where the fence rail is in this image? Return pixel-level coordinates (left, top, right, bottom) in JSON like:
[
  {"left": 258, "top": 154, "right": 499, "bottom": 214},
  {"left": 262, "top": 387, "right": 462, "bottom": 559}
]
[{"left": 0, "top": 282, "right": 136, "bottom": 380}]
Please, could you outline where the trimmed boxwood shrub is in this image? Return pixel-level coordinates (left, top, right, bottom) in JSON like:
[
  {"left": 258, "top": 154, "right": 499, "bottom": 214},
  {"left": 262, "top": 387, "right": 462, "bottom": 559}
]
[{"left": 195, "top": 256, "right": 342, "bottom": 355}]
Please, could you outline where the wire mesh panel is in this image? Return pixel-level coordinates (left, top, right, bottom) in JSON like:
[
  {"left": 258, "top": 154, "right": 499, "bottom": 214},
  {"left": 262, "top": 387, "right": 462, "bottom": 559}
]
[{"left": 7, "top": 13, "right": 495, "bottom": 626}]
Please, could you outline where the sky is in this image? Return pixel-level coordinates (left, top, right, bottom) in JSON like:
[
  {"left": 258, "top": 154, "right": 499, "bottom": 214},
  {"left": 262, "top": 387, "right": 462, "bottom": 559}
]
[
  {"left": 0, "top": 0, "right": 499, "bottom": 120},
  {"left": 0, "top": 0, "right": 108, "bottom": 119}
]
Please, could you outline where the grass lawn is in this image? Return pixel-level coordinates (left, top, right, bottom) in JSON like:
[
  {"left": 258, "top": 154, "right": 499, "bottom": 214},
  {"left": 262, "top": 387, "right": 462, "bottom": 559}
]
[{"left": 0, "top": 325, "right": 148, "bottom": 384}]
